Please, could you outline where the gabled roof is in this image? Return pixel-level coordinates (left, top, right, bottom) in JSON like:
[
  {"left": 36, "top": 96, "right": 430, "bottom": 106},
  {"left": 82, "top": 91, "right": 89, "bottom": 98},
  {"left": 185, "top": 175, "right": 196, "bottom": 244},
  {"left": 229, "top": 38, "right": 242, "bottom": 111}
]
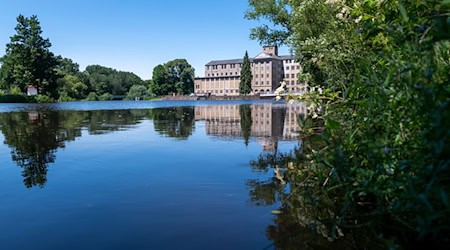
[{"left": 253, "top": 52, "right": 281, "bottom": 60}]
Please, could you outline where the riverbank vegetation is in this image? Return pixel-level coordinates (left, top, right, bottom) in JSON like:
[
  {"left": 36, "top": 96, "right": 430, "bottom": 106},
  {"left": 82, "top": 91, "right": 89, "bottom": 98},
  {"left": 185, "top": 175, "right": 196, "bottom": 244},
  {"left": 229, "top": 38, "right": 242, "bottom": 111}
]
[
  {"left": 0, "top": 15, "right": 195, "bottom": 103},
  {"left": 247, "top": 0, "right": 449, "bottom": 248}
]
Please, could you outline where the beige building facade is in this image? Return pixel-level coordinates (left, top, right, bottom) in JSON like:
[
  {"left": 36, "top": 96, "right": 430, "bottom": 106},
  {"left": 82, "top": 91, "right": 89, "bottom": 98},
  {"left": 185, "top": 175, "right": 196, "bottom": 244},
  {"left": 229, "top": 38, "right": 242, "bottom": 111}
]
[
  {"left": 194, "top": 46, "right": 306, "bottom": 96},
  {"left": 194, "top": 103, "right": 307, "bottom": 141}
]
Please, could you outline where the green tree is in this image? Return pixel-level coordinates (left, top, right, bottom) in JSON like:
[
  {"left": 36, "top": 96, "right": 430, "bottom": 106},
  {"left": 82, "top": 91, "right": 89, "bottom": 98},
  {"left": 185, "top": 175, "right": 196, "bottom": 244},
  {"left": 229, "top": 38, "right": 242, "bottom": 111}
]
[
  {"left": 84, "top": 65, "right": 145, "bottom": 96},
  {"left": 150, "top": 64, "right": 169, "bottom": 96},
  {"left": 239, "top": 51, "right": 252, "bottom": 95},
  {"left": 0, "top": 15, "right": 59, "bottom": 97},
  {"left": 245, "top": 0, "right": 292, "bottom": 46},
  {"left": 150, "top": 59, "right": 195, "bottom": 96},
  {"left": 126, "top": 85, "right": 148, "bottom": 100}
]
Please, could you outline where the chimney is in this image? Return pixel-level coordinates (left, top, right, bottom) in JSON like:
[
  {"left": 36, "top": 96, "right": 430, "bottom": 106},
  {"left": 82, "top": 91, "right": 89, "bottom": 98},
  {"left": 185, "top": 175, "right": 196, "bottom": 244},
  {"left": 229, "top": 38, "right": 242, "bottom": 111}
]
[{"left": 263, "top": 45, "right": 278, "bottom": 56}]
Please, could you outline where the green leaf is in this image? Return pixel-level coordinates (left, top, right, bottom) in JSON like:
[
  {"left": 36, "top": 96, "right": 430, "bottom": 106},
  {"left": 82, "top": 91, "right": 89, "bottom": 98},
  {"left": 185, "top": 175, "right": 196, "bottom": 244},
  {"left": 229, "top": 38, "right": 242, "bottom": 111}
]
[
  {"left": 325, "top": 119, "right": 341, "bottom": 130},
  {"left": 397, "top": 1, "right": 409, "bottom": 22}
]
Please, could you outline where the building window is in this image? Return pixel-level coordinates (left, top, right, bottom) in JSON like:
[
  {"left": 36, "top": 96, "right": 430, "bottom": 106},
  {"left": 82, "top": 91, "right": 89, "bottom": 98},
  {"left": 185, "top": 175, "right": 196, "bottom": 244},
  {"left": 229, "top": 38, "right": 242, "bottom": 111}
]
[
  {"left": 255, "top": 74, "right": 258, "bottom": 78},
  {"left": 285, "top": 74, "right": 289, "bottom": 78},
  {"left": 261, "top": 74, "right": 263, "bottom": 78},
  {"left": 256, "top": 81, "right": 258, "bottom": 85},
  {"left": 266, "top": 74, "right": 269, "bottom": 77},
  {"left": 225, "top": 73, "right": 228, "bottom": 76},
  {"left": 297, "top": 65, "right": 300, "bottom": 70},
  {"left": 286, "top": 66, "right": 290, "bottom": 70},
  {"left": 291, "top": 74, "right": 295, "bottom": 78}
]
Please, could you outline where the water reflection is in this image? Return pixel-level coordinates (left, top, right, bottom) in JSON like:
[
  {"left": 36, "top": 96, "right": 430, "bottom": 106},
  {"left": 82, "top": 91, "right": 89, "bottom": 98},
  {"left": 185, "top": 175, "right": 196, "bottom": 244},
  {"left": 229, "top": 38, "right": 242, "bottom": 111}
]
[
  {"left": 0, "top": 103, "right": 306, "bottom": 189},
  {"left": 194, "top": 103, "right": 306, "bottom": 141},
  {"left": 247, "top": 144, "right": 382, "bottom": 249},
  {"left": 152, "top": 107, "right": 195, "bottom": 139}
]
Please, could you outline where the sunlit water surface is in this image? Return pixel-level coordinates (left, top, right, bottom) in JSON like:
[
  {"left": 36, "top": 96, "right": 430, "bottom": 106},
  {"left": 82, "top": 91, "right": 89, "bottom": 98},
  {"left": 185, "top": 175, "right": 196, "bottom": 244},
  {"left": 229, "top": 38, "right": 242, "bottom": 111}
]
[{"left": 0, "top": 100, "right": 305, "bottom": 250}]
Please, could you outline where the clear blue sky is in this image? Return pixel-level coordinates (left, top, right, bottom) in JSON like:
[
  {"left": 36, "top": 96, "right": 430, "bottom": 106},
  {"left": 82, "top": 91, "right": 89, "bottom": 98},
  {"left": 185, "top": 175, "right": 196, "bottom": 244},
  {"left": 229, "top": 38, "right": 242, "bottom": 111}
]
[{"left": 0, "top": 0, "right": 289, "bottom": 80}]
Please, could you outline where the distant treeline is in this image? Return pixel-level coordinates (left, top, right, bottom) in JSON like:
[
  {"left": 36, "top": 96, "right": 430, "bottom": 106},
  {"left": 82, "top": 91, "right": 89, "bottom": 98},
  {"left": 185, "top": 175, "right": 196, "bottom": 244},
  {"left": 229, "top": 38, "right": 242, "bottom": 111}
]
[{"left": 0, "top": 15, "right": 195, "bottom": 102}]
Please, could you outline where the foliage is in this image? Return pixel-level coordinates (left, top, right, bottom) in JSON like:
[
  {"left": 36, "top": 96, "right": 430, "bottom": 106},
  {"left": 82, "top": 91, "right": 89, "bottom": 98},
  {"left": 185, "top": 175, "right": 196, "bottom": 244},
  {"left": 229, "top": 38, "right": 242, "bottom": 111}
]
[
  {"left": 98, "top": 93, "right": 112, "bottom": 101},
  {"left": 0, "top": 15, "right": 151, "bottom": 102},
  {"left": 0, "top": 15, "right": 59, "bottom": 97},
  {"left": 33, "top": 94, "right": 55, "bottom": 103},
  {"left": 239, "top": 51, "right": 253, "bottom": 95},
  {"left": 85, "top": 92, "right": 98, "bottom": 101},
  {"left": 126, "top": 85, "right": 148, "bottom": 100},
  {"left": 150, "top": 65, "right": 169, "bottom": 96},
  {"left": 85, "top": 65, "right": 145, "bottom": 96},
  {"left": 248, "top": 0, "right": 450, "bottom": 247},
  {"left": 245, "top": 0, "right": 292, "bottom": 46},
  {"left": 150, "top": 59, "right": 195, "bottom": 96}
]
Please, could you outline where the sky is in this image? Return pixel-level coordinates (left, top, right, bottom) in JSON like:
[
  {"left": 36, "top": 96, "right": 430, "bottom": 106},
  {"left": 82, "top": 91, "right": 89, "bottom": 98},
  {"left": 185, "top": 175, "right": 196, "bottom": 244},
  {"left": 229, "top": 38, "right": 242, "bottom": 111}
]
[{"left": 0, "top": 0, "right": 290, "bottom": 80}]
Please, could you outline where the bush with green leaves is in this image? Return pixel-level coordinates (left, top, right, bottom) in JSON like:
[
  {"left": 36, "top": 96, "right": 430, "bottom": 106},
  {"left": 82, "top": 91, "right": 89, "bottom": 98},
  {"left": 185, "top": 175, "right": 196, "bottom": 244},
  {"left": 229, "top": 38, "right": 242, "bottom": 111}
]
[
  {"left": 248, "top": 0, "right": 450, "bottom": 247},
  {"left": 33, "top": 94, "right": 55, "bottom": 103}
]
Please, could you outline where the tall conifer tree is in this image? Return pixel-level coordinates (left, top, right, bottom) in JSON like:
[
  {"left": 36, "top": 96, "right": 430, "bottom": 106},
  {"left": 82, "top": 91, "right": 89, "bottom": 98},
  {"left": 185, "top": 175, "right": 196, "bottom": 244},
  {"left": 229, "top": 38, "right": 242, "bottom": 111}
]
[{"left": 239, "top": 51, "right": 252, "bottom": 95}]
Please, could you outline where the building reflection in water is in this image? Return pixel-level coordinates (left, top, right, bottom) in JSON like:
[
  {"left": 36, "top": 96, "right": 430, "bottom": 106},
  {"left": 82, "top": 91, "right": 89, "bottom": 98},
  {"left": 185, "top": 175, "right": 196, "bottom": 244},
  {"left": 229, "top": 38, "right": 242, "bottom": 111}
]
[{"left": 194, "top": 103, "right": 307, "bottom": 149}]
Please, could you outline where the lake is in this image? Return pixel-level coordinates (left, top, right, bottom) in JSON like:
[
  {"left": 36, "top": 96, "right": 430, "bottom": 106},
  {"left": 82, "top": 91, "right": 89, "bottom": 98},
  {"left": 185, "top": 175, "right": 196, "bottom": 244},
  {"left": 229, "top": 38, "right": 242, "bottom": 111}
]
[{"left": 0, "top": 100, "right": 306, "bottom": 250}]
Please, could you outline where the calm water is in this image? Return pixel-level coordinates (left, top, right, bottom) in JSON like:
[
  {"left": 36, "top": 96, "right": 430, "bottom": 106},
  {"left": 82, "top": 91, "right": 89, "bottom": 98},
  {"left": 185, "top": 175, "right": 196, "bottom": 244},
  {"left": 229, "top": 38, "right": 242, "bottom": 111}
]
[{"left": 0, "top": 100, "right": 306, "bottom": 250}]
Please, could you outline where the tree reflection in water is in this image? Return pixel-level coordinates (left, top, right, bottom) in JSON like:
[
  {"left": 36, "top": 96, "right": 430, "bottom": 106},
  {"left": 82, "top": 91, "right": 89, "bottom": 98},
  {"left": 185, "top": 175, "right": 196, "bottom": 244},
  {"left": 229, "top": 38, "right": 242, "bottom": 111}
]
[
  {"left": 0, "top": 107, "right": 197, "bottom": 188},
  {"left": 248, "top": 147, "right": 382, "bottom": 249},
  {"left": 152, "top": 107, "right": 195, "bottom": 139}
]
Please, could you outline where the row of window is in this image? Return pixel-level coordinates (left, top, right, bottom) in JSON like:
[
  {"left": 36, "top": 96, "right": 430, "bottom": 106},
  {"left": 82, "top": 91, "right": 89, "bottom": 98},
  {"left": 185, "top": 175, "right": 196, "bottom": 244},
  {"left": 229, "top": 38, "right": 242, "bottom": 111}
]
[
  {"left": 200, "top": 77, "right": 239, "bottom": 81},
  {"left": 255, "top": 81, "right": 270, "bottom": 85},
  {"left": 285, "top": 73, "right": 300, "bottom": 79},
  {"left": 286, "top": 81, "right": 303, "bottom": 85},
  {"left": 255, "top": 74, "right": 270, "bottom": 78},
  {"left": 207, "top": 60, "right": 297, "bottom": 71},
  {"left": 207, "top": 64, "right": 242, "bottom": 70},
  {"left": 196, "top": 89, "right": 239, "bottom": 94},
  {"left": 285, "top": 65, "right": 301, "bottom": 70},
  {"left": 207, "top": 72, "right": 240, "bottom": 77}
]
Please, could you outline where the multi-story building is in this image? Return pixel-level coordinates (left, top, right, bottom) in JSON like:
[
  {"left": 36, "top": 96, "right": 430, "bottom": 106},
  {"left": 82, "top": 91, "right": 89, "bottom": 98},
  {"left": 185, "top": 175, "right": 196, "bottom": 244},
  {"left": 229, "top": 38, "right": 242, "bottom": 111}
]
[{"left": 194, "top": 46, "right": 307, "bottom": 96}]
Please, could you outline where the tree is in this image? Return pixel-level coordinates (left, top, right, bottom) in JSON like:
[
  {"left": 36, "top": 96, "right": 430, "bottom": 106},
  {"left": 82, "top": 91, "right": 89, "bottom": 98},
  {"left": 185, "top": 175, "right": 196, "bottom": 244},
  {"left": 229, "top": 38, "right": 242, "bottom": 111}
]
[
  {"left": 84, "top": 65, "right": 145, "bottom": 96},
  {"left": 126, "top": 85, "right": 148, "bottom": 100},
  {"left": 151, "top": 59, "right": 195, "bottom": 96},
  {"left": 239, "top": 51, "right": 252, "bottom": 95},
  {"left": 0, "top": 15, "right": 59, "bottom": 97},
  {"left": 165, "top": 59, "right": 195, "bottom": 95},
  {"left": 150, "top": 64, "right": 169, "bottom": 96},
  {"left": 245, "top": 0, "right": 292, "bottom": 46}
]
